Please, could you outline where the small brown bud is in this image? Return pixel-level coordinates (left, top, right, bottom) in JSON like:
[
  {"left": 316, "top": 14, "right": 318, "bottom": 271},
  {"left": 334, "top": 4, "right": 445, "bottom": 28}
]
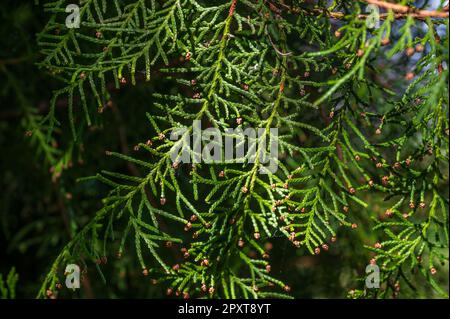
[
  {"left": 351, "top": 223, "right": 358, "bottom": 229},
  {"left": 241, "top": 186, "right": 248, "bottom": 194},
  {"left": 289, "top": 232, "right": 296, "bottom": 241},
  {"left": 419, "top": 202, "right": 426, "bottom": 209},
  {"left": 142, "top": 268, "right": 149, "bottom": 276},
  {"left": 357, "top": 49, "right": 364, "bottom": 57},
  {"left": 334, "top": 30, "right": 342, "bottom": 38},
  {"left": 348, "top": 187, "right": 356, "bottom": 194},
  {"left": 385, "top": 209, "right": 393, "bottom": 218},
  {"left": 374, "top": 242, "right": 382, "bottom": 249},
  {"left": 331, "top": 236, "right": 337, "bottom": 243},
  {"left": 430, "top": 267, "right": 437, "bottom": 275},
  {"left": 236, "top": 117, "right": 243, "bottom": 125},
  {"left": 190, "top": 215, "right": 198, "bottom": 222},
  {"left": 405, "top": 72, "right": 415, "bottom": 81},
  {"left": 415, "top": 44, "right": 424, "bottom": 52},
  {"left": 283, "top": 285, "right": 291, "bottom": 293},
  {"left": 160, "top": 197, "right": 166, "bottom": 205},
  {"left": 218, "top": 170, "right": 225, "bottom": 178},
  {"left": 201, "top": 259, "right": 209, "bottom": 267},
  {"left": 266, "top": 265, "right": 271, "bottom": 273},
  {"left": 405, "top": 158, "right": 411, "bottom": 167},
  {"left": 381, "top": 38, "right": 390, "bottom": 46},
  {"left": 166, "top": 288, "right": 173, "bottom": 296},
  {"left": 322, "top": 244, "right": 329, "bottom": 251},
  {"left": 406, "top": 47, "right": 415, "bottom": 57},
  {"left": 172, "top": 264, "right": 180, "bottom": 271},
  {"left": 183, "top": 292, "right": 190, "bottom": 299},
  {"left": 254, "top": 232, "right": 261, "bottom": 240}
]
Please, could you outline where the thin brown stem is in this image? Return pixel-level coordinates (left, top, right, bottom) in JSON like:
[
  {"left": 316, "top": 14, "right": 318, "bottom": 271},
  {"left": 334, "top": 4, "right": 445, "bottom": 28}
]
[{"left": 363, "top": 0, "right": 449, "bottom": 18}]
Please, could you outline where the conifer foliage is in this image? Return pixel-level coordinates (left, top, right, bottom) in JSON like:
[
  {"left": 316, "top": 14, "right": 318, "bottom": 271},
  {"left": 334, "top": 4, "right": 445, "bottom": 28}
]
[{"left": 1, "top": 0, "right": 448, "bottom": 299}]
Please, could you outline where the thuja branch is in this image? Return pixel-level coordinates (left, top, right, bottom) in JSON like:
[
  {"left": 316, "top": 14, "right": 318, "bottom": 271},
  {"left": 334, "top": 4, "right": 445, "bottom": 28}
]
[{"left": 32, "top": 0, "right": 448, "bottom": 299}]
